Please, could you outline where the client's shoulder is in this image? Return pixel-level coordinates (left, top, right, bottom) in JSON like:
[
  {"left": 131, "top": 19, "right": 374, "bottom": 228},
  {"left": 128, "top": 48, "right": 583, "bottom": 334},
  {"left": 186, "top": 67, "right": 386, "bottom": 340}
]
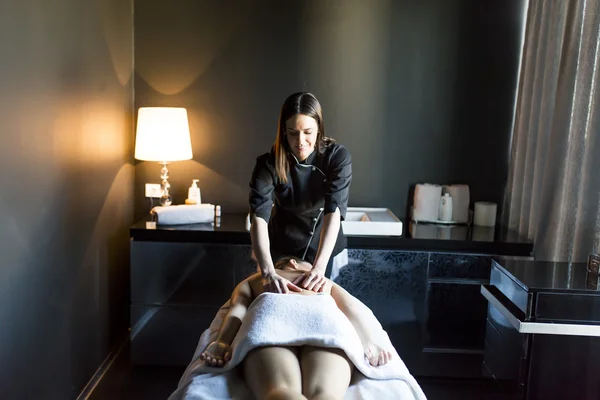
[{"left": 245, "top": 272, "right": 264, "bottom": 298}]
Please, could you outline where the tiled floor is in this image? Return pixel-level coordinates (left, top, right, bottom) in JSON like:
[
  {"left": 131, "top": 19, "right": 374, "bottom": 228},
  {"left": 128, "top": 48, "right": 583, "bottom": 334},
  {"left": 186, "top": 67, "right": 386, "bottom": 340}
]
[{"left": 90, "top": 343, "right": 512, "bottom": 400}]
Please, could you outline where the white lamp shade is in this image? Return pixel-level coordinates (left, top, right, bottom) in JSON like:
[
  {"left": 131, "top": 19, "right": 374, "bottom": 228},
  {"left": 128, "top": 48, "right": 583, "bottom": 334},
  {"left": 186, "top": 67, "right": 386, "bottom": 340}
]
[{"left": 134, "top": 107, "right": 193, "bottom": 162}]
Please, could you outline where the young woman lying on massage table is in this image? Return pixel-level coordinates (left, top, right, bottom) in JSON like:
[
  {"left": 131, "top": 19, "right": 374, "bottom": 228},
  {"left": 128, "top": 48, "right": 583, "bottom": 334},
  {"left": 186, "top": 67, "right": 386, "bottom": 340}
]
[{"left": 199, "top": 255, "right": 394, "bottom": 400}]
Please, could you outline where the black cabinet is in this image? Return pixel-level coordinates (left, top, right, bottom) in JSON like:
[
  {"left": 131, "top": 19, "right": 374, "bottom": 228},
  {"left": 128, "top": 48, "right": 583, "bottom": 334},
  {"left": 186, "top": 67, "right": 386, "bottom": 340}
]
[
  {"left": 337, "top": 250, "right": 495, "bottom": 378},
  {"left": 129, "top": 242, "right": 255, "bottom": 365},
  {"left": 422, "top": 254, "right": 492, "bottom": 378},
  {"left": 425, "top": 254, "right": 491, "bottom": 353},
  {"left": 482, "top": 259, "right": 600, "bottom": 399},
  {"left": 426, "top": 283, "right": 488, "bottom": 351}
]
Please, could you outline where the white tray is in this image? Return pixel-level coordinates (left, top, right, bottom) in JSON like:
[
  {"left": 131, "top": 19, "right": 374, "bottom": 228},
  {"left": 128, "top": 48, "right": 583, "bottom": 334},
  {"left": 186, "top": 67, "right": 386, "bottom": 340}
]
[
  {"left": 342, "top": 207, "right": 403, "bottom": 236},
  {"left": 412, "top": 219, "right": 469, "bottom": 226}
]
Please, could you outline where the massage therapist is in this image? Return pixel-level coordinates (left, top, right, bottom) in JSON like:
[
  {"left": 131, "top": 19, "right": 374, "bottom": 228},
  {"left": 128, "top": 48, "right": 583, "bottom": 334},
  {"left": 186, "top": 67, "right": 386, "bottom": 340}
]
[{"left": 249, "top": 92, "right": 352, "bottom": 294}]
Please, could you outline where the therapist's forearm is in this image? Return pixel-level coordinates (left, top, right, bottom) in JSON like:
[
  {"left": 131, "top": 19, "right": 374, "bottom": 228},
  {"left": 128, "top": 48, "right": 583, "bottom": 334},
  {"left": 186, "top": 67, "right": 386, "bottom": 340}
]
[
  {"left": 313, "top": 208, "right": 341, "bottom": 272},
  {"left": 250, "top": 216, "right": 276, "bottom": 275}
]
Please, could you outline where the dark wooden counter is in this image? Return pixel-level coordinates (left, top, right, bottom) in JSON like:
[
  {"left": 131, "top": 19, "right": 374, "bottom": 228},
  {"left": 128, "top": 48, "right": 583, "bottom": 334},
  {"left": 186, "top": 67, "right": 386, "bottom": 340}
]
[{"left": 130, "top": 213, "right": 533, "bottom": 256}]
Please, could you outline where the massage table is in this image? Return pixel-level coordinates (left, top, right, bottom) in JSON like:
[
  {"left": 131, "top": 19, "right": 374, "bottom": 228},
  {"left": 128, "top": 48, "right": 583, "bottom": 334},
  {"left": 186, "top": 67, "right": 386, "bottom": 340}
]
[{"left": 169, "top": 292, "right": 427, "bottom": 400}]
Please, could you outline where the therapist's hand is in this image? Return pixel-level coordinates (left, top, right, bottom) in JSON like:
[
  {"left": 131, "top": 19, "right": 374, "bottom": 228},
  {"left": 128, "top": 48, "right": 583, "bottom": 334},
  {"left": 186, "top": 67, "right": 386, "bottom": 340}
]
[
  {"left": 262, "top": 272, "right": 303, "bottom": 294},
  {"left": 293, "top": 267, "right": 327, "bottom": 292}
]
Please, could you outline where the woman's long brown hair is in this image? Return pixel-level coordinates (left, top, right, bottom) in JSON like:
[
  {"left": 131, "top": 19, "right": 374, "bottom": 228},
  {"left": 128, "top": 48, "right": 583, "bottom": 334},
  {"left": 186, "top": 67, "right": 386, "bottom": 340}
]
[{"left": 274, "top": 92, "right": 333, "bottom": 184}]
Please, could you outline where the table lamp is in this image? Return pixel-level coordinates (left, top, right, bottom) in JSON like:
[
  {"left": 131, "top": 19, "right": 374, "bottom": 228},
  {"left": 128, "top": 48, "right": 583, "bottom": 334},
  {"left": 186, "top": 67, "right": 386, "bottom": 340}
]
[{"left": 134, "top": 107, "right": 193, "bottom": 206}]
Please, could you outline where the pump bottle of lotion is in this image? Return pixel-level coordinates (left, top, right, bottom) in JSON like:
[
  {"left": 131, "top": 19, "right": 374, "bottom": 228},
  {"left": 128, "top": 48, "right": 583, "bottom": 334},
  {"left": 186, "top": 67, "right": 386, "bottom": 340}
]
[
  {"left": 187, "top": 179, "right": 201, "bottom": 205},
  {"left": 439, "top": 193, "right": 453, "bottom": 222}
]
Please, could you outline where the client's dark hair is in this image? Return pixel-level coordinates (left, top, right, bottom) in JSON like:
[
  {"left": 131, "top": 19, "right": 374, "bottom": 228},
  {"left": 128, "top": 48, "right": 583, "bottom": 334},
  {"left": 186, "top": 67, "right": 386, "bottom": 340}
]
[{"left": 274, "top": 255, "right": 303, "bottom": 270}]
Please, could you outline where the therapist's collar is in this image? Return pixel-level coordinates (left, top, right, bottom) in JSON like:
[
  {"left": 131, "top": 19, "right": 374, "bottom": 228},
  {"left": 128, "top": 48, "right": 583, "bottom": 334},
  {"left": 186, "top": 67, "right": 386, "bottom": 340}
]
[{"left": 289, "top": 149, "right": 317, "bottom": 165}]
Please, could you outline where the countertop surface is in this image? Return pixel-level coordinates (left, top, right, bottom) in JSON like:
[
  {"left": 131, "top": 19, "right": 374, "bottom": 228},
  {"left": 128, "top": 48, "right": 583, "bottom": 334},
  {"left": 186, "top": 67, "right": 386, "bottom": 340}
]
[
  {"left": 493, "top": 258, "right": 598, "bottom": 293},
  {"left": 130, "top": 213, "right": 533, "bottom": 256}
]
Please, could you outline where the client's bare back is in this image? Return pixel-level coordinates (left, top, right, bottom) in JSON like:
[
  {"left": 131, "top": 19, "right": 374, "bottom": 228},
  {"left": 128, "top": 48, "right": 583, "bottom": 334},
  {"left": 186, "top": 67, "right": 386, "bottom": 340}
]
[{"left": 247, "top": 270, "right": 333, "bottom": 300}]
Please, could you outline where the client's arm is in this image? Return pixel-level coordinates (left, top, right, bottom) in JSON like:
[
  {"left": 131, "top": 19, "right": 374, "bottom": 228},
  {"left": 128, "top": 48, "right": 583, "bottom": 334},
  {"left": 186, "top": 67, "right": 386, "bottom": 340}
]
[
  {"left": 201, "top": 279, "right": 253, "bottom": 367},
  {"left": 330, "top": 283, "right": 393, "bottom": 366}
]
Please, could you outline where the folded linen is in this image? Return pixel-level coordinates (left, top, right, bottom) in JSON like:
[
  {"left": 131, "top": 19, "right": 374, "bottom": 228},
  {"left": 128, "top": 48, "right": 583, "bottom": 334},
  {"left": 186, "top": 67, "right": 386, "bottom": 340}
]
[
  {"left": 442, "top": 184, "right": 470, "bottom": 223},
  {"left": 152, "top": 204, "right": 215, "bottom": 225},
  {"left": 412, "top": 184, "right": 442, "bottom": 222},
  {"left": 169, "top": 293, "right": 427, "bottom": 400}
]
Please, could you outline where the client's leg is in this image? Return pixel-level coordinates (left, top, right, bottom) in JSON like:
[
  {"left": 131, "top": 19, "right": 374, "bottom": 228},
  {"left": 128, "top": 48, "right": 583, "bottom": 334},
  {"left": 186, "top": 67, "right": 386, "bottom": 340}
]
[
  {"left": 243, "top": 346, "right": 307, "bottom": 400},
  {"left": 299, "top": 346, "right": 352, "bottom": 400}
]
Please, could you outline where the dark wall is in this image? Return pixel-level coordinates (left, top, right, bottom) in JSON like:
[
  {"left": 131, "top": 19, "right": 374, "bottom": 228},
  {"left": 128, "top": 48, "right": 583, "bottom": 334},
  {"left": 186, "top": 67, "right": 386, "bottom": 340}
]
[
  {"left": 134, "top": 0, "right": 527, "bottom": 221},
  {"left": 0, "top": 1, "right": 134, "bottom": 398}
]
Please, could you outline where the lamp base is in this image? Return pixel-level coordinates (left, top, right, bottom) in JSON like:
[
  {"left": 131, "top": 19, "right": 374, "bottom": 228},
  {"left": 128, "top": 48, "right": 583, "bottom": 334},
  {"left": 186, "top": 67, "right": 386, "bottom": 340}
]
[
  {"left": 159, "top": 162, "right": 173, "bottom": 207},
  {"left": 160, "top": 194, "right": 172, "bottom": 207}
]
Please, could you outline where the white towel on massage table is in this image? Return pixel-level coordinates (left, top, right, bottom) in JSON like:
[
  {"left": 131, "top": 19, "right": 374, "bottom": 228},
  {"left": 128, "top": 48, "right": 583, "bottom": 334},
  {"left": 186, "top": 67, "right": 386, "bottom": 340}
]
[{"left": 169, "top": 292, "right": 427, "bottom": 400}]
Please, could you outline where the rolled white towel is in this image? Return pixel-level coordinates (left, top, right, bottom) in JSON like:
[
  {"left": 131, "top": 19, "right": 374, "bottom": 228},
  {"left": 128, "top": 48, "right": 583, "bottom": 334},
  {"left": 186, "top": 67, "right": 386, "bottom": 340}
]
[
  {"left": 442, "top": 184, "right": 470, "bottom": 223},
  {"left": 152, "top": 204, "right": 215, "bottom": 225},
  {"left": 412, "top": 184, "right": 442, "bottom": 222},
  {"left": 473, "top": 201, "right": 497, "bottom": 227}
]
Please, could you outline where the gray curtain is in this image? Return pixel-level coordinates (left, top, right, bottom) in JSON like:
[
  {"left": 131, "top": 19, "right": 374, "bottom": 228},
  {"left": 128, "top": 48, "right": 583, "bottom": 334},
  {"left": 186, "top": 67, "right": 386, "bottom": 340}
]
[{"left": 503, "top": 0, "right": 600, "bottom": 262}]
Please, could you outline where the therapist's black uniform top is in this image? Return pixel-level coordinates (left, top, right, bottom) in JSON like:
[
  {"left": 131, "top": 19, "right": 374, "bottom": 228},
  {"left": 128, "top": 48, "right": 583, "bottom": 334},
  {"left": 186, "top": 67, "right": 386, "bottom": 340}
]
[{"left": 249, "top": 143, "right": 352, "bottom": 272}]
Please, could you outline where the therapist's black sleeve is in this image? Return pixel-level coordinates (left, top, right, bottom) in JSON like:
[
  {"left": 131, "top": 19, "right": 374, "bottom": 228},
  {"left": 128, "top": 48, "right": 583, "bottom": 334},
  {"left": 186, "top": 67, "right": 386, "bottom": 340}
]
[
  {"left": 249, "top": 154, "right": 275, "bottom": 222},
  {"left": 324, "top": 145, "right": 352, "bottom": 220}
]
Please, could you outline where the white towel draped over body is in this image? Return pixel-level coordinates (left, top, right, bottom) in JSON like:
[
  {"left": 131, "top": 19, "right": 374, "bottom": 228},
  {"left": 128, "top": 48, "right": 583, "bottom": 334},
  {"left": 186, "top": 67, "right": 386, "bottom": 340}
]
[{"left": 169, "top": 293, "right": 427, "bottom": 400}]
